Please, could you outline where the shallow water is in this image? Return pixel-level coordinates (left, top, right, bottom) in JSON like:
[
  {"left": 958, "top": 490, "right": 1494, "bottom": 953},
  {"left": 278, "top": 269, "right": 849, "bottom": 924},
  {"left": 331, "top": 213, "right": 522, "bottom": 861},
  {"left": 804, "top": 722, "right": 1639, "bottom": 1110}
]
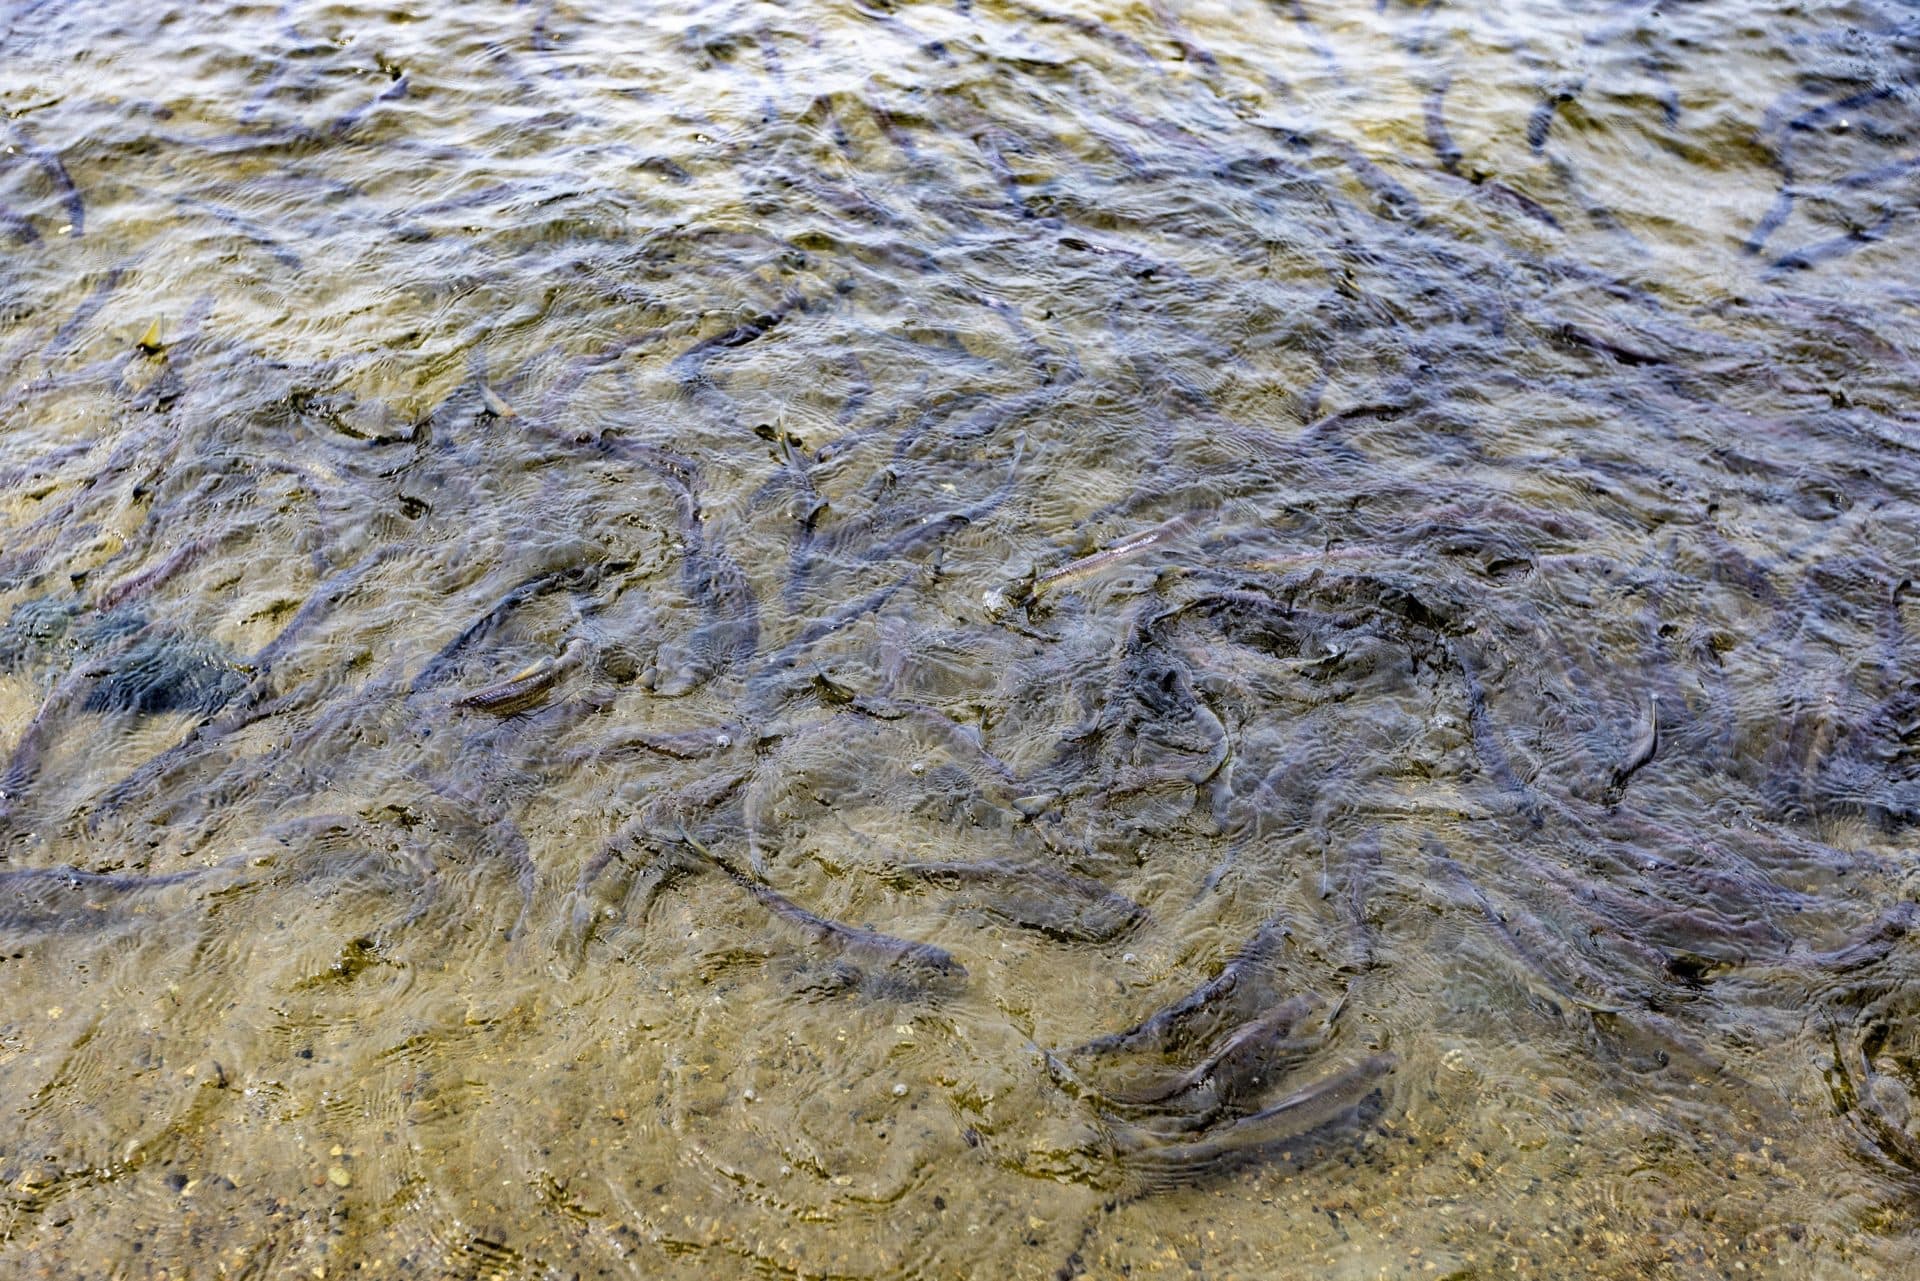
[{"left": 2, "top": 0, "right": 1919, "bottom": 1276}]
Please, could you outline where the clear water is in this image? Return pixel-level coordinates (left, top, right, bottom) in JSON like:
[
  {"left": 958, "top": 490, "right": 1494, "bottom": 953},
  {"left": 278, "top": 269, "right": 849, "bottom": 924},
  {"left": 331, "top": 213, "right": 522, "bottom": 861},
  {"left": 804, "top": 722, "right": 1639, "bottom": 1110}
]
[{"left": 2, "top": 0, "right": 1919, "bottom": 1276}]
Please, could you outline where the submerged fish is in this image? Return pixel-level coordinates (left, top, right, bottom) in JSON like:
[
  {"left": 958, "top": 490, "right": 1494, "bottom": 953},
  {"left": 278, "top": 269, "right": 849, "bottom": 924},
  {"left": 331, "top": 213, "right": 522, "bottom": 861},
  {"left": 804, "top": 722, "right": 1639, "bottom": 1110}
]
[
  {"left": 883, "top": 858, "right": 1144, "bottom": 942},
  {"left": 1609, "top": 694, "right": 1660, "bottom": 795},
  {"left": 676, "top": 828, "right": 966, "bottom": 981},
  {"left": 454, "top": 637, "right": 589, "bottom": 715},
  {"left": 1097, "top": 991, "right": 1330, "bottom": 1110},
  {"left": 1112, "top": 1054, "right": 1394, "bottom": 1193},
  {"left": 1020, "top": 512, "right": 1204, "bottom": 604},
  {"left": 1075, "top": 915, "right": 1291, "bottom": 1057}
]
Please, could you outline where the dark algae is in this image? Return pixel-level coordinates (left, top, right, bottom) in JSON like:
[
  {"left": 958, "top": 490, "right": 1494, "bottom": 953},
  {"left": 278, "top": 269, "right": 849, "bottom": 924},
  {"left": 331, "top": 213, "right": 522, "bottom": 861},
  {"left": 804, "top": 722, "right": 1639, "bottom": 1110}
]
[{"left": 1, "top": 0, "right": 1920, "bottom": 1277}]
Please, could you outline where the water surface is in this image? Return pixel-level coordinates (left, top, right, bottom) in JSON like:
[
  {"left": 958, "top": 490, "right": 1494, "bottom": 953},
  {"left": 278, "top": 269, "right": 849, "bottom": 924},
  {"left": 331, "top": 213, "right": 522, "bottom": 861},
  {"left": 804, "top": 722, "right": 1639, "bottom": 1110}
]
[{"left": 3, "top": 0, "right": 1920, "bottom": 1276}]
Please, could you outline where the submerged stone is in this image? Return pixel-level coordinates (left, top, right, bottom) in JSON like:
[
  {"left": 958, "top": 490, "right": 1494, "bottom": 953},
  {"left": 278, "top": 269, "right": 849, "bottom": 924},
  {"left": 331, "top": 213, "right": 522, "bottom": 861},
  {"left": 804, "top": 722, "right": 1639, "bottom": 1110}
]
[
  {"left": 80, "top": 629, "right": 248, "bottom": 715},
  {"left": 0, "top": 595, "right": 81, "bottom": 669}
]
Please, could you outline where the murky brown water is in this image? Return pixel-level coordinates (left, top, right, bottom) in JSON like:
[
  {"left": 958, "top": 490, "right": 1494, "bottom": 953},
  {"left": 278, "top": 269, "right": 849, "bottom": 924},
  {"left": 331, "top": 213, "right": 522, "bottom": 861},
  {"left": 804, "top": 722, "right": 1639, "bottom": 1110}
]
[{"left": 2, "top": 0, "right": 1919, "bottom": 1276}]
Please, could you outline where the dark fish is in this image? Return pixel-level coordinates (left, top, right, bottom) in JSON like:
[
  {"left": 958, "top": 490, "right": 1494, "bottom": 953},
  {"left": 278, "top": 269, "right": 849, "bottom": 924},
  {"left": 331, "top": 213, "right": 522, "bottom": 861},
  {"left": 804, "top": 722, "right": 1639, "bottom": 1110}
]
[
  {"left": 0, "top": 439, "right": 96, "bottom": 494},
  {"left": 1828, "top": 1022, "right": 1920, "bottom": 1180},
  {"left": 574, "top": 772, "right": 750, "bottom": 909},
  {"left": 1836, "top": 154, "right": 1920, "bottom": 193},
  {"left": 1114, "top": 1055, "right": 1393, "bottom": 1193},
  {"left": 410, "top": 561, "right": 599, "bottom": 693},
  {"left": 88, "top": 676, "right": 314, "bottom": 826},
  {"left": 1338, "top": 829, "right": 1382, "bottom": 972},
  {"left": 172, "top": 196, "right": 304, "bottom": 270},
  {"left": 0, "top": 202, "right": 38, "bottom": 244},
  {"left": 885, "top": 859, "right": 1144, "bottom": 943},
  {"left": 647, "top": 472, "right": 761, "bottom": 694},
  {"left": 844, "top": 698, "right": 1020, "bottom": 784},
  {"left": 46, "top": 266, "right": 125, "bottom": 355},
  {"left": 1556, "top": 323, "right": 1666, "bottom": 367},
  {"left": 1526, "top": 95, "right": 1558, "bottom": 152},
  {"left": 1147, "top": 0, "right": 1218, "bottom": 70},
  {"left": 5, "top": 121, "right": 84, "bottom": 235},
  {"left": 748, "top": 571, "right": 914, "bottom": 700},
  {"left": 578, "top": 723, "right": 743, "bottom": 762},
  {"left": 1075, "top": 915, "right": 1290, "bottom": 1057},
  {"left": 253, "top": 547, "right": 406, "bottom": 674},
  {"left": 329, "top": 68, "right": 411, "bottom": 138},
  {"left": 671, "top": 298, "right": 802, "bottom": 382},
  {"left": 0, "top": 858, "right": 246, "bottom": 935},
  {"left": 1279, "top": 0, "right": 1346, "bottom": 85},
  {"left": 1428, "top": 840, "right": 1624, "bottom": 1015},
  {"left": 1767, "top": 210, "right": 1896, "bottom": 277},
  {"left": 1476, "top": 179, "right": 1561, "bottom": 229},
  {"left": 0, "top": 595, "right": 81, "bottom": 669},
  {"left": 1097, "top": 991, "right": 1326, "bottom": 1108},
  {"left": 1448, "top": 639, "right": 1545, "bottom": 826},
  {"left": 1742, "top": 189, "right": 1796, "bottom": 256},
  {"left": 1331, "top": 141, "right": 1424, "bottom": 223},
  {"left": 95, "top": 535, "right": 221, "bottom": 611},
  {"left": 1424, "top": 74, "right": 1464, "bottom": 177},
  {"left": 414, "top": 772, "right": 539, "bottom": 940},
  {"left": 0, "top": 861, "right": 229, "bottom": 893},
  {"left": 264, "top": 813, "right": 439, "bottom": 926},
  {"left": 1804, "top": 905, "right": 1914, "bottom": 973},
  {"left": 1, "top": 619, "right": 162, "bottom": 816},
  {"left": 677, "top": 829, "right": 966, "bottom": 981},
  {"left": 1003, "top": 0, "right": 1156, "bottom": 64}
]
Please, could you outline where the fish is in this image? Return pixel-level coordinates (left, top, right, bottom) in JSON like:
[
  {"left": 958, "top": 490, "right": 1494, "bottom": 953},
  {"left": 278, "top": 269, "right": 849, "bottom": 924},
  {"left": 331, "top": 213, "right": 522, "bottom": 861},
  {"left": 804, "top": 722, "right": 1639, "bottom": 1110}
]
[
  {"left": 1424, "top": 74, "right": 1464, "bottom": 176},
  {"left": 1556, "top": 324, "right": 1667, "bottom": 368},
  {"left": 172, "top": 195, "right": 303, "bottom": 270},
  {"left": 1338, "top": 829, "right": 1382, "bottom": 972},
  {"left": 1609, "top": 694, "right": 1660, "bottom": 795},
  {"left": 1803, "top": 904, "right": 1915, "bottom": 972},
  {"left": 578, "top": 723, "right": 743, "bottom": 763},
  {"left": 1113, "top": 1055, "right": 1393, "bottom": 1193},
  {"left": 5, "top": 120, "right": 84, "bottom": 236},
  {"left": 0, "top": 202, "right": 37, "bottom": 244},
  {"left": 252, "top": 547, "right": 407, "bottom": 675},
  {"left": 1742, "top": 190, "right": 1796, "bottom": 256},
  {"left": 480, "top": 384, "right": 518, "bottom": 418},
  {"left": 1767, "top": 209, "right": 1896, "bottom": 277},
  {"left": 675, "top": 828, "right": 966, "bottom": 981},
  {"left": 0, "top": 858, "right": 248, "bottom": 935},
  {"left": 1097, "top": 991, "right": 1329, "bottom": 1109},
  {"left": 328, "top": 67, "right": 410, "bottom": 138},
  {"left": 1075, "top": 916, "right": 1290, "bottom": 1057},
  {"left": 46, "top": 266, "right": 124, "bottom": 355},
  {"left": 95, "top": 534, "right": 220, "bottom": 611},
  {"left": 454, "top": 638, "right": 589, "bottom": 715},
  {"left": 883, "top": 858, "right": 1144, "bottom": 943},
  {"left": 410, "top": 562, "right": 604, "bottom": 694},
  {"left": 1448, "top": 639, "right": 1546, "bottom": 827},
  {"left": 0, "top": 619, "right": 164, "bottom": 815},
  {"left": 1146, "top": 0, "right": 1218, "bottom": 71},
  {"left": 1428, "top": 840, "right": 1625, "bottom": 1015},
  {"left": 671, "top": 298, "right": 802, "bottom": 384},
  {"left": 1828, "top": 1021, "right": 1920, "bottom": 1180},
  {"left": 1527, "top": 88, "right": 1574, "bottom": 152},
  {"left": 1024, "top": 513, "right": 1204, "bottom": 604},
  {"left": 80, "top": 629, "right": 249, "bottom": 716},
  {"left": 1279, "top": 0, "right": 1345, "bottom": 83}
]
